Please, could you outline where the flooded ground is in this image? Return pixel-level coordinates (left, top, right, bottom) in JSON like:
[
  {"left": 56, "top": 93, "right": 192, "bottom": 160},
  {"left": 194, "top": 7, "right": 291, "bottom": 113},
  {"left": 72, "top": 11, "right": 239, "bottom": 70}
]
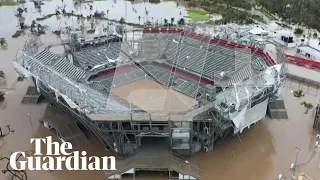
[
  {"left": 0, "top": 0, "right": 187, "bottom": 37},
  {"left": 1, "top": 36, "right": 319, "bottom": 180},
  {"left": 0, "top": 1, "right": 320, "bottom": 180}
]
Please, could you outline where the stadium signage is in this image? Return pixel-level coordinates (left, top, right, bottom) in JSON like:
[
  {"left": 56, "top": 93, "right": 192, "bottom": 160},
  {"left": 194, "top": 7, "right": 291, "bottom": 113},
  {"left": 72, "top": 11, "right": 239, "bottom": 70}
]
[{"left": 10, "top": 136, "right": 116, "bottom": 171}]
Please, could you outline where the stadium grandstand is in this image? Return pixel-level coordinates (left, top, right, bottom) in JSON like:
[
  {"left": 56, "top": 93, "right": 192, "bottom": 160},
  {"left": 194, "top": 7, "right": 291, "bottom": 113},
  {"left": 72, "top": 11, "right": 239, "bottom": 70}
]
[{"left": 13, "top": 24, "right": 286, "bottom": 179}]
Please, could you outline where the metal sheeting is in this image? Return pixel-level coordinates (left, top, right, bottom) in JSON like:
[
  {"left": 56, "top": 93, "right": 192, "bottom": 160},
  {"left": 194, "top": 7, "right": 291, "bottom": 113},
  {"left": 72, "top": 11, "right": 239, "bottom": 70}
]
[
  {"left": 52, "top": 59, "right": 86, "bottom": 80},
  {"left": 74, "top": 43, "right": 121, "bottom": 69},
  {"left": 17, "top": 46, "right": 130, "bottom": 114},
  {"left": 220, "top": 65, "right": 253, "bottom": 87},
  {"left": 34, "top": 49, "right": 59, "bottom": 65},
  {"left": 89, "top": 82, "right": 108, "bottom": 92},
  {"left": 163, "top": 35, "right": 267, "bottom": 83},
  {"left": 204, "top": 51, "right": 235, "bottom": 77},
  {"left": 27, "top": 48, "right": 59, "bottom": 69}
]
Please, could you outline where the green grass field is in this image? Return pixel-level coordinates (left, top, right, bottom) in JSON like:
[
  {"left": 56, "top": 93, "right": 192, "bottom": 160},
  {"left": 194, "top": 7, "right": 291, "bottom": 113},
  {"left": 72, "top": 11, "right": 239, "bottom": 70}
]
[
  {"left": 0, "top": 1, "right": 20, "bottom": 6},
  {"left": 187, "top": 10, "right": 210, "bottom": 21}
]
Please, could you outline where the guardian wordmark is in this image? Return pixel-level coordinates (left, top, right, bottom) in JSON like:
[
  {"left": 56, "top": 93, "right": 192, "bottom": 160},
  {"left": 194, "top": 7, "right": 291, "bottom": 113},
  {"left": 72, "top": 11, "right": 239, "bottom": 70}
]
[{"left": 10, "top": 136, "right": 116, "bottom": 171}]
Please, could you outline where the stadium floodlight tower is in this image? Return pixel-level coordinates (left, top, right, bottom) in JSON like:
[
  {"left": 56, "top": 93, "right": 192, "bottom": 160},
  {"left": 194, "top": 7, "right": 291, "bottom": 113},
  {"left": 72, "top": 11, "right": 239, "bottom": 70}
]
[{"left": 12, "top": 22, "right": 286, "bottom": 179}]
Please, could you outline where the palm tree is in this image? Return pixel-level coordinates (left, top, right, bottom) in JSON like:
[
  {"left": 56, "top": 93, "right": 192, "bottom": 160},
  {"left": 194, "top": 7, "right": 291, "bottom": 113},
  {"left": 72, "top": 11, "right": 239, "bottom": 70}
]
[
  {"left": 170, "top": 17, "right": 175, "bottom": 25},
  {"left": 37, "top": 23, "right": 42, "bottom": 32},
  {"left": 106, "top": 9, "right": 110, "bottom": 19},
  {"left": 0, "top": 38, "right": 6, "bottom": 46},
  {"left": 17, "top": 8, "right": 24, "bottom": 16},
  {"left": 164, "top": 18, "right": 168, "bottom": 26},
  {"left": 138, "top": 16, "right": 141, "bottom": 24},
  {"left": 31, "top": 20, "right": 36, "bottom": 32},
  {"left": 301, "top": 101, "right": 314, "bottom": 114},
  {"left": 145, "top": 9, "right": 149, "bottom": 20},
  {"left": 155, "top": 19, "right": 159, "bottom": 27},
  {"left": 0, "top": 91, "right": 5, "bottom": 103},
  {"left": 19, "top": 22, "right": 25, "bottom": 30},
  {"left": 0, "top": 71, "right": 5, "bottom": 78},
  {"left": 119, "top": 17, "right": 125, "bottom": 24},
  {"left": 293, "top": 90, "right": 304, "bottom": 97},
  {"left": 178, "top": 18, "right": 185, "bottom": 26},
  {"left": 17, "top": 76, "right": 24, "bottom": 81},
  {"left": 145, "top": 20, "right": 152, "bottom": 26}
]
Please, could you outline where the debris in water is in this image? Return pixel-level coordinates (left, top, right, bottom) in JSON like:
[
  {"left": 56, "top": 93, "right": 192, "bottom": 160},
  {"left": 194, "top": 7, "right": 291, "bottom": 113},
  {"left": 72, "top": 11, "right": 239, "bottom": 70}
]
[{"left": 298, "top": 173, "right": 314, "bottom": 180}]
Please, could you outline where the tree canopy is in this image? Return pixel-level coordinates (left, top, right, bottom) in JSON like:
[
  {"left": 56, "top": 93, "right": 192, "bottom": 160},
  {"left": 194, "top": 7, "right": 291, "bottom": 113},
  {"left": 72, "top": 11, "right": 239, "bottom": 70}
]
[
  {"left": 189, "top": 0, "right": 320, "bottom": 30},
  {"left": 256, "top": 0, "right": 320, "bottom": 31}
]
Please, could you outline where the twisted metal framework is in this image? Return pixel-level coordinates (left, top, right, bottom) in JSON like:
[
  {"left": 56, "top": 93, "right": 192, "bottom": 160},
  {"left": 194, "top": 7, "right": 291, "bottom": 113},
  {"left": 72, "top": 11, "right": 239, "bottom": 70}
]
[
  {"left": 13, "top": 23, "right": 286, "bottom": 161},
  {"left": 196, "top": 24, "right": 269, "bottom": 49}
]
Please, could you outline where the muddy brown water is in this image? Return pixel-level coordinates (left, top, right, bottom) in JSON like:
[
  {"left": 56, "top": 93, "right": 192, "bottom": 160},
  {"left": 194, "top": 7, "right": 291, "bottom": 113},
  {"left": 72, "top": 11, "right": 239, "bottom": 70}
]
[{"left": 1, "top": 36, "right": 320, "bottom": 180}]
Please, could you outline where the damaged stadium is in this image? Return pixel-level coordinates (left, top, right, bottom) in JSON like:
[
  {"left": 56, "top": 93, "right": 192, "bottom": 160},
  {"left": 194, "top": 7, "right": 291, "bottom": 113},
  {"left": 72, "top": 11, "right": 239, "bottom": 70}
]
[{"left": 12, "top": 24, "right": 286, "bottom": 179}]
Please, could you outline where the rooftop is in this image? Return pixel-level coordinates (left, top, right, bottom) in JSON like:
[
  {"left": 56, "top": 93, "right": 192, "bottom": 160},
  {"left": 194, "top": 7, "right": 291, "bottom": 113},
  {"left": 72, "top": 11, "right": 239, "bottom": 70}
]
[{"left": 298, "top": 46, "right": 320, "bottom": 60}]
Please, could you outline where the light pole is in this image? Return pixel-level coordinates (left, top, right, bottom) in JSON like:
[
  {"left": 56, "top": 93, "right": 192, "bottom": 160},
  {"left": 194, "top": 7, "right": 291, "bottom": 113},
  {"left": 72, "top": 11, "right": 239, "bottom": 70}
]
[
  {"left": 291, "top": 147, "right": 303, "bottom": 177},
  {"left": 315, "top": 134, "right": 320, "bottom": 151},
  {"left": 281, "top": 137, "right": 320, "bottom": 179},
  {"left": 28, "top": 113, "right": 33, "bottom": 133}
]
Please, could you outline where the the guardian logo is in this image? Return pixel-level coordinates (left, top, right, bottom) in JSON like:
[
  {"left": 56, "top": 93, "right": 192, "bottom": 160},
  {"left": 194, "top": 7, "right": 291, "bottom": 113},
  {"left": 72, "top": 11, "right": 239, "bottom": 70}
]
[{"left": 10, "top": 136, "right": 116, "bottom": 171}]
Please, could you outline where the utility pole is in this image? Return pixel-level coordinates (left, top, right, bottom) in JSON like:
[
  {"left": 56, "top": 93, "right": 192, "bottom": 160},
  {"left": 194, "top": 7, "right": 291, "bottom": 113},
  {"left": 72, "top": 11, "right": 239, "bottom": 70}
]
[
  {"left": 28, "top": 113, "right": 33, "bottom": 133},
  {"left": 291, "top": 147, "right": 303, "bottom": 177},
  {"left": 280, "top": 137, "right": 320, "bottom": 180}
]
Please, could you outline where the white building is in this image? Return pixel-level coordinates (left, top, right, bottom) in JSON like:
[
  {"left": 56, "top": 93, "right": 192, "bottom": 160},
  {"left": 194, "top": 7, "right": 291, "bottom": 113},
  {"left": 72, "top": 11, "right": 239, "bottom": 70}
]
[
  {"left": 296, "top": 46, "right": 320, "bottom": 62},
  {"left": 274, "top": 30, "right": 297, "bottom": 48}
]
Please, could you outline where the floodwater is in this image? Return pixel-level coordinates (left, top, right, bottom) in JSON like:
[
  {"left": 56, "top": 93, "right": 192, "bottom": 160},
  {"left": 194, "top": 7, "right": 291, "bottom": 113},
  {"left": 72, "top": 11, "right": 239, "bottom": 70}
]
[
  {"left": 0, "top": 0, "right": 187, "bottom": 37},
  {"left": 1, "top": 1, "right": 320, "bottom": 180}
]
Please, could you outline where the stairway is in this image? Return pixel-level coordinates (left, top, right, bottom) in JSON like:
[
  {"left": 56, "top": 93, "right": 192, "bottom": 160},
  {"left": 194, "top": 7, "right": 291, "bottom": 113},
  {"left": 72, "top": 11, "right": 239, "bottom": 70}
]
[
  {"left": 21, "top": 86, "right": 42, "bottom": 104},
  {"left": 42, "top": 105, "right": 87, "bottom": 146}
]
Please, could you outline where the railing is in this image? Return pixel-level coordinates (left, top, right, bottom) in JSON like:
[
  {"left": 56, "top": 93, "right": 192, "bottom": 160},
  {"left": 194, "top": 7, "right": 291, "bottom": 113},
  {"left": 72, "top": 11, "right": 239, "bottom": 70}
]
[
  {"left": 285, "top": 54, "right": 320, "bottom": 71},
  {"left": 15, "top": 50, "right": 131, "bottom": 114}
]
